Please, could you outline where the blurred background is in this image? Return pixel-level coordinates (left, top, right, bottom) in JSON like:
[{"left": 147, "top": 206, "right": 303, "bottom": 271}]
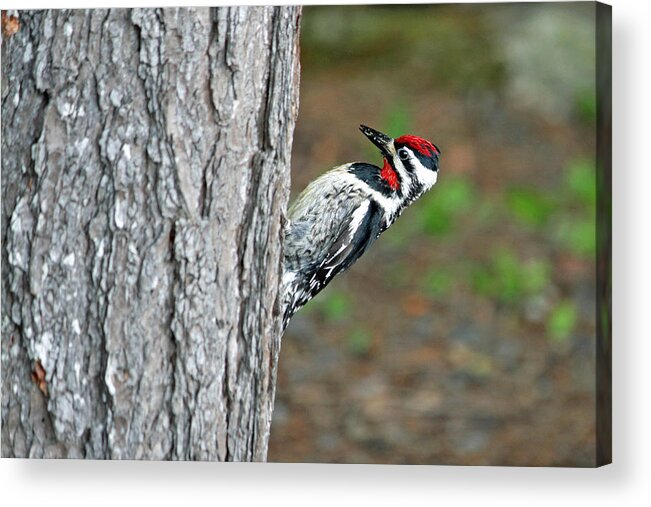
[{"left": 268, "top": 2, "right": 598, "bottom": 466}]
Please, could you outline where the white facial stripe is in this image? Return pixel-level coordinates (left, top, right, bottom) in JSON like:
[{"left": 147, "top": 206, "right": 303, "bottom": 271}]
[{"left": 411, "top": 157, "right": 438, "bottom": 191}]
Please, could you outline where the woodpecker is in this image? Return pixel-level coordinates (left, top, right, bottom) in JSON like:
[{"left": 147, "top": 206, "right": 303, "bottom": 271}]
[{"left": 282, "top": 125, "right": 441, "bottom": 329}]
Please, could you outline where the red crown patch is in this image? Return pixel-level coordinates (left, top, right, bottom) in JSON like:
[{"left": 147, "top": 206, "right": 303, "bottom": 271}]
[{"left": 395, "top": 135, "right": 439, "bottom": 157}]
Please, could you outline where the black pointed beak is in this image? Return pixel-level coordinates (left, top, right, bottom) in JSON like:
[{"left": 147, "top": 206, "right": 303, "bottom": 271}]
[{"left": 359, "top": 124, "right": 393, "bottom": 157}]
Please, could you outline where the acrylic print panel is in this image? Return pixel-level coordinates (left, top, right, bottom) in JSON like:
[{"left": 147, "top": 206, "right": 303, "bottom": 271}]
[
  {"left": 270, "top": 2, "right": 611, "bottom": 466},
  {"left": 1, "top": 2, "right": 611, "bottom": 466}
]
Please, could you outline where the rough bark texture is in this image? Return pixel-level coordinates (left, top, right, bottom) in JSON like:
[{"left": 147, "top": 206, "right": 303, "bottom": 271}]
[{"left": 1, "top": 7, "right": 301, "bottom": 461}]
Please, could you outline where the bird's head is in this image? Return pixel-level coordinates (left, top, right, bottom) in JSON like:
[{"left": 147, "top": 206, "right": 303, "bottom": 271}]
[{"left": 359, "top": 124, "right": 440, "bottom": 197}]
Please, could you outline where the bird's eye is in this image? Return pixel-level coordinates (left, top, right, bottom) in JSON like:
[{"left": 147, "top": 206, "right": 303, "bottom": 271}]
[{"left": 398, "top": 148, "right": 410, "bottom": 160}]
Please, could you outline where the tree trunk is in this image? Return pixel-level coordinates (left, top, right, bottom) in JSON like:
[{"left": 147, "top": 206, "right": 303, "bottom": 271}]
[{"left": 1, "top": 7, "right": 301, "bottom": 461}]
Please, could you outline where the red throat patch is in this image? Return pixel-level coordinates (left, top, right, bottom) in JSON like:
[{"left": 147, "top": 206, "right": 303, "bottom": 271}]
[
  {"left": 395, "top": 135, "right": 439, "bottom": 157},
  {"left": 381, "top": 158, "right": 400, "bottom": 190}
]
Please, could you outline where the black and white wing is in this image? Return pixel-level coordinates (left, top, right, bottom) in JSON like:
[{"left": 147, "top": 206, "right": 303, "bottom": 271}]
[
  {"left": 283, "top": 198, "right": 384, "bottom": 327},
  {"left": 309, "top": 199, "right": 383, "bottom": 292}
]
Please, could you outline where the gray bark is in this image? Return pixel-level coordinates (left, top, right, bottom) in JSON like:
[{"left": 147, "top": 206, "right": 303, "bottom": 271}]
[{"left": 1, "top": 7, "right": 301, "bottom": 461}]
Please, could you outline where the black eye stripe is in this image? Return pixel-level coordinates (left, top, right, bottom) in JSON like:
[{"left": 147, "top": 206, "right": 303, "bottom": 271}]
[
  {"left": 401, "top": 156, "right": 414, "bottom": 171},
  {"left": 414, "top": 151, "right": 439, "bottom": 171}
]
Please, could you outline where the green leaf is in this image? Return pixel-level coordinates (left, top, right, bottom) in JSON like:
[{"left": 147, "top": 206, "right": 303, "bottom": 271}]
[
  {"left": 554, "top": 213, "right": 596, "bottom": 257},
  {"left": 567, "top": 216, "right": 596, "bottom": 256},
  {"left": 506, "top": 187, "right": 554, "bottom": 228},
  {"left": 319, "top": 292, "right": 351, "bottom": 322},
  {"left": 547, "top": 300, "right": 578, "bottom": 343},
  {"left": 471, "top": 249, "right": 551, "bottom": 304},
  {"left": 522, "top": 260, "right": 551, "bottom": 294},
  {"left": 565, "top": 158, "right": 596, "bottom": 207},
  {"left": 493, "top": 250, "right": 523, "bottom": 302}
]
